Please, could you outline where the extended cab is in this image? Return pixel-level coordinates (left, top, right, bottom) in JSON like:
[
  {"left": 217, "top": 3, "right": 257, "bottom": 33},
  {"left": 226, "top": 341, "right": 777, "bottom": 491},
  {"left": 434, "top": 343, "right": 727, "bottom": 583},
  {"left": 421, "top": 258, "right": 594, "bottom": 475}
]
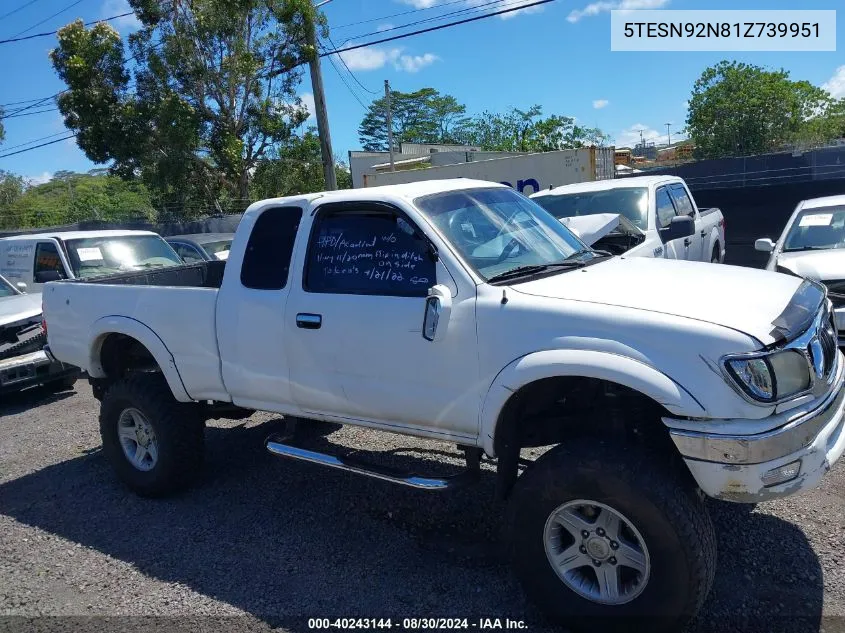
[
  {"left": 530, "top": 175, "right": 726, "bottom": 262},
  {"left": 43, "top": 180, "right": 844, "bottom": 632},
  {"left": 0, "top": 230, "right": 184, "bottom": 295}
]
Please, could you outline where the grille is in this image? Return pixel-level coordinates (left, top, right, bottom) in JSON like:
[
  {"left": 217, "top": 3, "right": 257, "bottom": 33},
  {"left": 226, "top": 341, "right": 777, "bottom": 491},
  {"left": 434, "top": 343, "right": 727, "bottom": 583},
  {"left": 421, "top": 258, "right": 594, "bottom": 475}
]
[{"left": 822, "top": 280, "right": 845, "bottom": 309}]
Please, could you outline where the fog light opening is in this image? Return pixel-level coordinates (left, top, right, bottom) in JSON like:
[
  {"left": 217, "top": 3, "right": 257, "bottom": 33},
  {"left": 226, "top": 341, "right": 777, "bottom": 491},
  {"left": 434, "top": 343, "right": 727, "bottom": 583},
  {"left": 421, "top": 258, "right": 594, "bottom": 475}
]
[{"left": 761, "top": 460, "right": 802, "bottom": 487}]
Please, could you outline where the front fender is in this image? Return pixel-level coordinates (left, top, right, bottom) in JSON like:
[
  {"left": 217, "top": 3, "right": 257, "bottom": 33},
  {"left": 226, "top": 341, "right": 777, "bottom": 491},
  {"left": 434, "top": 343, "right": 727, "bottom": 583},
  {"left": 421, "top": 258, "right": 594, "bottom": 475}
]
[
  {"left": 479, "top": 349, "right": 705, "bottom": 456},
  {"left": 87, "top": 316, "right": 192, "bottom": 402}
]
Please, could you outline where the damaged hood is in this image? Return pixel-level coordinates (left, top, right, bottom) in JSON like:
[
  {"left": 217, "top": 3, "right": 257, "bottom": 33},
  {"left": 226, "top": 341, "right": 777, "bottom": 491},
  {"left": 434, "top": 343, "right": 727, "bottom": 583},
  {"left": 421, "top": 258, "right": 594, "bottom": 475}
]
[
  {"left": 0, "top": 292, "right": 41, "bottom": 326},
  {"left": 559, "top": 213, "right": 643, "bottom": 246},
  {"left": 511, "top": 257, "right": 822, "bottom": 346},
  {"left": 776, "top": 249, "right": 845, "bottom": 282}
]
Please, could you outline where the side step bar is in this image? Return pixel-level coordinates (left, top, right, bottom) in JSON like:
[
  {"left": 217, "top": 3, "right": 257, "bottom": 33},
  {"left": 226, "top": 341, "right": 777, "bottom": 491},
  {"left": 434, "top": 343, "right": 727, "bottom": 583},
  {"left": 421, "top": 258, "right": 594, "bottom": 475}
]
[{"left": 265, "top": 435, "right": 479, "bottom": 491}]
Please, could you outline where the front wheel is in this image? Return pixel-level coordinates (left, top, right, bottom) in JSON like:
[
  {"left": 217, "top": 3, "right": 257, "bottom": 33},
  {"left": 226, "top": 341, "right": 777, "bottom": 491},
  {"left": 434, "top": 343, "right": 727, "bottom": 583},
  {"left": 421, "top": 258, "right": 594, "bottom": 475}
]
[
  {"left": 99, "top": 374, "right": 204, "bottom": 497},
  {"left": 711, "top": 244, "right": 721, "bottom": 263},
  {"left": 507, "top": 440, "right": 716, "bottom": 633}
]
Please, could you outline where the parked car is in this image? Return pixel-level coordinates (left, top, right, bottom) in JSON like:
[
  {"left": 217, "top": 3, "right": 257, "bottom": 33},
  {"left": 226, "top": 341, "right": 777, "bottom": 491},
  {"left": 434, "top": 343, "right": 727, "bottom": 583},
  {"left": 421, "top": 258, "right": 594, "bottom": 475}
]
[
  {"left": 0, "top": 273, "right": 78, "bottom": 394},
  {"left": 43, "top": 179, "right": 844, "bottom": 632},
  {"left": 0, "top": 230, "right": 185, "bottom": 295},
  {"left": 756, "top": 194, "right": 845, "bottom": 345},
  {"left": 166, "top": 233, "right": 234, "bottom": 263},
  {"left": 530, "top": 175, "right": 726, "bottom": 261}
]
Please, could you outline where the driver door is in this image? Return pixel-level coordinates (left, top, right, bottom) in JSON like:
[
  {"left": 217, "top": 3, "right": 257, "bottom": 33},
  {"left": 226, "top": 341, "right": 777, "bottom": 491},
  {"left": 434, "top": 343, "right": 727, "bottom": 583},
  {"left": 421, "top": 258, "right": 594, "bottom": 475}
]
[{"left": 284, "top": 201, "right": 481, "bottom": 439}]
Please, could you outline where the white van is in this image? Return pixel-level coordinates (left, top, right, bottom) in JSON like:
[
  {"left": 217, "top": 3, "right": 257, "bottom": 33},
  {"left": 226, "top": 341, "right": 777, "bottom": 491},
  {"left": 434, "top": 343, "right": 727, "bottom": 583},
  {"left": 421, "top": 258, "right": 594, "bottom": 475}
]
[{"left": 0, "top": 230, "right": 184, "bottom": 294}]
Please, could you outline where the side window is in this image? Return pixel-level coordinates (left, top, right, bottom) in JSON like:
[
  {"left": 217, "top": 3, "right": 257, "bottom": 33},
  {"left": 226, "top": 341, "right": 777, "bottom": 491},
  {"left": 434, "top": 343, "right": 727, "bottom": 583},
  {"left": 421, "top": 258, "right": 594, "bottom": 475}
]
[
  {"left": 240, "top": 206, "right": 303, "bottom": 290},
  {"left": 304, "top": 206, "right": 436, "bottom": 297},
  {"left": 34, "top": 242, "right": 67, "bottom": 278},
  {"left": 669, "top": 184, "right": 695, "bottom": 217},
  {"left": 174, "top": 243, "right": 204, "bottom": 263},
  {"left": 655, "top": 187, "right": 677, "bottom": 229}
]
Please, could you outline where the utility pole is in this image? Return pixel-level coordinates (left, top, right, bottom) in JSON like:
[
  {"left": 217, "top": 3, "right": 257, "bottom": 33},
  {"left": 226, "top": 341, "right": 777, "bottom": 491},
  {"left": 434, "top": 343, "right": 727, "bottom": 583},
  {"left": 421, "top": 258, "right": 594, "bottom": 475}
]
[
  {"left": 307, "top": 2, "right": 337, "bottom": 190},
  {"left": 385, "top": 80, "right": 395, "bottom": 172},
  {"left": 665, "top": 123, "right": 672, "bottom": 147}
]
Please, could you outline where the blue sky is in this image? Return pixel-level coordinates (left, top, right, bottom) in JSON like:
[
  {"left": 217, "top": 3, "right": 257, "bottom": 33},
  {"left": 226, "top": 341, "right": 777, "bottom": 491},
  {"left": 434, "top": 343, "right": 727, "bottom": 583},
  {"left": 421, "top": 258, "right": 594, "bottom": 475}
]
[{"left": 1, "top": 0, "right": 843, "bottom": 184}]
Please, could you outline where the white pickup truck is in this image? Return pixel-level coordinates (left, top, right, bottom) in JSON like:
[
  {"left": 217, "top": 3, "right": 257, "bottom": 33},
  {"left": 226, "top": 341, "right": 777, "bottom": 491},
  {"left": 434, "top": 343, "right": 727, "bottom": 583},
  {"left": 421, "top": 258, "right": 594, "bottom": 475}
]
[
  {"left": 530, "top": 175, "right": 726, "bottom": 262},
  {"left": 43, "top": 179, "right": 844, "bottom": 632}
]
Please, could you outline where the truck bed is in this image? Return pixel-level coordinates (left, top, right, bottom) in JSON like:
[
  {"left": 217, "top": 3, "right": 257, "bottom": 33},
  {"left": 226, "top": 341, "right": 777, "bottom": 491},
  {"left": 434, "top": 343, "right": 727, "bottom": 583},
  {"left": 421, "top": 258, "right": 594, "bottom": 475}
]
[{"left": 43, "top": 261, "right": 228, "bottom": 402}]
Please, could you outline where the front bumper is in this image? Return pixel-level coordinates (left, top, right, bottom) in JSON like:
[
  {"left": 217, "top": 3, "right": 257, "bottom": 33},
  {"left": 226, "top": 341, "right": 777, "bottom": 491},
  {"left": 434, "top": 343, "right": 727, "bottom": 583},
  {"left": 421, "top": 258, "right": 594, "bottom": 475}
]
[
  {"left": 666, "top": 357, "right": 845, "bottom": 503},
  {"left": 0, "top": 349, "right": 79, "bottom": 394}
]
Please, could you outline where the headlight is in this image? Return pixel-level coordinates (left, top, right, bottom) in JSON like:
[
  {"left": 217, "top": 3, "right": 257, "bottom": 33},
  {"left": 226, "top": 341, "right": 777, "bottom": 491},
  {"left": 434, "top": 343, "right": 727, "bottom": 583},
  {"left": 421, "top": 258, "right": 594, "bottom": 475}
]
[{"left": 725, "top": 350, "right": 810, "bottom": 403}]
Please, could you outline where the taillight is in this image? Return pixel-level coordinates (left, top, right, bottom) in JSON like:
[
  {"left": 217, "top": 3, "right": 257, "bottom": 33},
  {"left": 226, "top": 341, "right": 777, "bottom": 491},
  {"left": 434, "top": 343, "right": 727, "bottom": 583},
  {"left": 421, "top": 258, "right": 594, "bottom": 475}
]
[{"left": 42, "top": 318, "right": 47, "bottom": 335}]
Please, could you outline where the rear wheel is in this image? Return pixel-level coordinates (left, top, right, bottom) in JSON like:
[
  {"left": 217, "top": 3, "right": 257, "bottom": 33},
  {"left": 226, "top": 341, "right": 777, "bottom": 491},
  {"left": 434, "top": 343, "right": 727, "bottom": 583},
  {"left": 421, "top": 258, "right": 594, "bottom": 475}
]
[
  {"left": 507, "top": 439, "right": 716, "bottom": 633},
  {"left": 99, "top": 373, "right": 204, "bottom": 497}
]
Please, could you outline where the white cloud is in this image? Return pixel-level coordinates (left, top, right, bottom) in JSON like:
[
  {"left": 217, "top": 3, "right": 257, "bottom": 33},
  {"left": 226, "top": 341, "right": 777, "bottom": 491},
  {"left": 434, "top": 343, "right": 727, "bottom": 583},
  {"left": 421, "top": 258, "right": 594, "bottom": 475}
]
[
  {"left": 377, "top": 23, "right": 395, "bottom": 32},
  {"left": 396, "top": 52, "right": 439, "bottom": 73},
  {"left": 27, "top": 172, "right": 53, "bottom": 186},
  {"left": 299, "top": 93, "right": 315, "bottom": 120},
  {"left": 338, "top": 47, "right": 438, "bottom": 73},
  {"left": 822, "top": 66, "right": 845, "bottom": 99},
  {"left": 593, "top": 99, "right": 609, "bottom": 109},
  {"left": 568, "top": 0, "right": 670, "bottom": 23},
  {"left": 682, "top": 100, "right": 689, "bottom": 110},
  {"left": 615, "top": 123, "right": 660, "bottom": 147},
  {"left": 397, "top": 0, "right": 439, "bottom": 7},
  {"left": 398, "top": 0, "right": 544, "bottom": 19},
  {"left": 101, "top": 0, "right": 141, "bottom": 31}
]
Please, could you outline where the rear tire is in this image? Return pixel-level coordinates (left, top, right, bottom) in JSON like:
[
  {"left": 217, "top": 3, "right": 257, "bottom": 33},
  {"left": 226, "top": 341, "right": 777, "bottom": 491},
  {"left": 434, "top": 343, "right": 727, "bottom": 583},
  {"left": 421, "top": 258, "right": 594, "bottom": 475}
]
[
  {"left": 507, "top": 439, "right": 716, "bottom": 633},
  {"left": 711, "top": 244, "right": 720, "bottom": 263},
  {"left": 99, "top": 373, "right": 204, "bottom": 497},
  {"left": 51, "top": 375, "right": 78, "bottom": 391}
]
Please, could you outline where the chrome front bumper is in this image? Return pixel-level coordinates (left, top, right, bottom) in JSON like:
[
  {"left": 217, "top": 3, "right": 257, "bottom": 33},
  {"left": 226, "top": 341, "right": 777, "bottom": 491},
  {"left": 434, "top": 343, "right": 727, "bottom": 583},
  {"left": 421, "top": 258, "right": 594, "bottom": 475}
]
[{"left": 665, "top": 354, "right": 845, "bottom": 502}]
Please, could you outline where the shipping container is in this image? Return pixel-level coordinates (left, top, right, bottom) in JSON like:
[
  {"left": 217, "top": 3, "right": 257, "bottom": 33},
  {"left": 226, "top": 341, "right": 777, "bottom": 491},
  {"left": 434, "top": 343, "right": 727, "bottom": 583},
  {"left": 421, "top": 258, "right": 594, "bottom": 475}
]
[{"left": 361, "top": 147, "right": 616, "bottom": 194}]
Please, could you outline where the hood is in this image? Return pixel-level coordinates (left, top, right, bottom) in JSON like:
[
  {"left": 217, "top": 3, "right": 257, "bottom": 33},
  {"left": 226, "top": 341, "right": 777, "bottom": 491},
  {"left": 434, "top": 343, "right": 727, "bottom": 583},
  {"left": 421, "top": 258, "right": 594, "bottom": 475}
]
[
  {"left": 0, "top": 292, "right": 41, "bottom": 326},
  {"left": 510, "top": 257, "right": 820, "bottom": 346},
  {"left": 559, "top": 213, "right": 643, "bottom": 246},
  {"left": 777, "top": 249, "right": 845, "bottom": 282}
]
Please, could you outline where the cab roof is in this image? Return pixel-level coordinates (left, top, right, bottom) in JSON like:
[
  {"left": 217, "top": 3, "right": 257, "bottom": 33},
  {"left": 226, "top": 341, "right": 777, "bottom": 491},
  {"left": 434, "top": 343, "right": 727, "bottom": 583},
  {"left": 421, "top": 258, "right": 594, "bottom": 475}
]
[
  {"left": 0, "top": 229, "right": 158, "bottom": 242},
  {"left": 531, "top": 175, "right": 683, "bottom": 198}
]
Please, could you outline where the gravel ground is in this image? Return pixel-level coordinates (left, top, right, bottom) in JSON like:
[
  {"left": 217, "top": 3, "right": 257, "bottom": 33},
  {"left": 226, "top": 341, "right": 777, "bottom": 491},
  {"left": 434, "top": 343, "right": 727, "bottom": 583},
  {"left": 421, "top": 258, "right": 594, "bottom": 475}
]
[{"left": 1, "top": 380, "right": 845, "bottom": 633}]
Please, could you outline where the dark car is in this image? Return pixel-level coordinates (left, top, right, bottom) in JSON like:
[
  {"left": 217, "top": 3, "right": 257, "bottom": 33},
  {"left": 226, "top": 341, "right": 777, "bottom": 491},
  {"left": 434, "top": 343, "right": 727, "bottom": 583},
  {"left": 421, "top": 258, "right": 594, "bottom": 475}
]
[{"left": 165, "top": 233, "right": 234, "bottom": 263}]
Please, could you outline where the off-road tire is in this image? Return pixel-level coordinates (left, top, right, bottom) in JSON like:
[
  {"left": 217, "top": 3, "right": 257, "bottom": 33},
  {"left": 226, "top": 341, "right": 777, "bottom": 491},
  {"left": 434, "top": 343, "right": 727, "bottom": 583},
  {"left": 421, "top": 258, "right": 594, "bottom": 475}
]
[
  {"left": 99, "top": 373, "right": 204, "bottom": 497},
  {"left": 507, "top": 439, "right": 716, "bottom": 633}
]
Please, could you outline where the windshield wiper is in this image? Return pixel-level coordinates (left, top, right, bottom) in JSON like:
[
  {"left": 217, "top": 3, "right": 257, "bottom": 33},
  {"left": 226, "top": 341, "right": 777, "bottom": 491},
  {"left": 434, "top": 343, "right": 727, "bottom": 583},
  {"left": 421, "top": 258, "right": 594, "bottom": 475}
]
[
  {"left": 565, "top": 248, "right": 614, "bottom": 260},
  {"left": 784, "top": 246, "right": 838, "bottom": 252},
  {"left": 487, "top": 262, "right": 585, "bottom": 284}
]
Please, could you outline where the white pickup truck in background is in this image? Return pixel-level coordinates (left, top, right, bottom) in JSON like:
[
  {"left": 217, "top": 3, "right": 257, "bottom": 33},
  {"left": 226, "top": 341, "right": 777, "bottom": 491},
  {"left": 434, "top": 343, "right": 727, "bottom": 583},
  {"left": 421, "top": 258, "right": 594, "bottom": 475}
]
[
  {"left": 43, "top": 179, "right": 844, "bottom": 632},
  {"left": 530, "top": 175, "right": 726, "bottom": 262}
]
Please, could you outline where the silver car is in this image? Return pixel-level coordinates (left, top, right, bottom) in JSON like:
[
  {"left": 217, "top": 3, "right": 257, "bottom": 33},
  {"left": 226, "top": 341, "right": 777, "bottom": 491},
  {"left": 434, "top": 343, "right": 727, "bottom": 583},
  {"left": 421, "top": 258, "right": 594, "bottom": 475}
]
[{"left": 756, "top": 194, "right": 845, "bottom": 344}]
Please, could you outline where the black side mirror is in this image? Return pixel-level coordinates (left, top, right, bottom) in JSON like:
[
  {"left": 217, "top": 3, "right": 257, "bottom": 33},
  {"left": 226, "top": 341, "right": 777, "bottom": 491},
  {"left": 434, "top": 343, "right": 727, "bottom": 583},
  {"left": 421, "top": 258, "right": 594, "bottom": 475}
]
[
  {"left": 659, "top": 215, "right": 695, "bottom": 243},
  {"left": 34, "top": 270, "right": 65, "bottom": 283}
]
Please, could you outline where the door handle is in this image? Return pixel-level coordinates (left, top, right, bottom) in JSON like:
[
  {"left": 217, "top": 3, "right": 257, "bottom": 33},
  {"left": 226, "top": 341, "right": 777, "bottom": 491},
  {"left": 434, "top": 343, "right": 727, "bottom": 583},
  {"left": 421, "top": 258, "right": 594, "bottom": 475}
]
[
  {"left": 684, "top": 238, "right": 692, "bottom": 247},
  {"left": 296, "top": 313, "right": 322, "bottom": 329},
  {"left": 700, "top": 230, "right": 707, "bottom": 238}
]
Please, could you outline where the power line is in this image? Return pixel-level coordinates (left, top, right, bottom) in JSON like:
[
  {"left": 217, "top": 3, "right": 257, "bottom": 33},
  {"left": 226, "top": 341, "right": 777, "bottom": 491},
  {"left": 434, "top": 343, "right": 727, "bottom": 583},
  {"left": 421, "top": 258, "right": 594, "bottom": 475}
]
[
  {"left": 0, "top": 130, "right": 74, "bottom": 151},
  {"left": 1, "top": 106, "right": 59, "bottom": 119},
  {"left": 324, "top": 34, "right": 378, "bottom": 95},
  {"left": 323, "top": 51, "right": 368, "bottom": 109},
  {"left": 10, "top": 0, "right": 85, "bottom": 38},
  {"left": 0, "top": 0, "right": 42, "bottom": 22},
  {"left": 331, "top": 0, "right": 472, "bottom": 30},
  {"left": 0, "top": 10, "right": 135, "bottom": 44},
  {"left": 0, "top": 134, "right": 77, "bottom": 159},
  {"left": 320, "top": 0, "right": 556, "bottom": 58}
]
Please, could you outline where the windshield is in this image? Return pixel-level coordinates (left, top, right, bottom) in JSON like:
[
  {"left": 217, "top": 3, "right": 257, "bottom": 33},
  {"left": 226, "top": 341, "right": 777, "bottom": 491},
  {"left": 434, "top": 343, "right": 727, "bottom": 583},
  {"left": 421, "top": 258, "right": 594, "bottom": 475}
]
[
  {"left": 64, "top": 235, "right": 184, "bottom": 278},
  {"left": 783, "top": 206, "right": 845, "bottom": 252},
  {"left": 201, "top": 239, "right": 232, "bottom": 261},
  {"left": 0, "top": 275, "right": 17, "bottom": 298},
  {"left": 532, "top": 187, "right": 649, "bottom": 230},
  {"left": 415, "top": 187, "right": 589, "bottom": 281}
]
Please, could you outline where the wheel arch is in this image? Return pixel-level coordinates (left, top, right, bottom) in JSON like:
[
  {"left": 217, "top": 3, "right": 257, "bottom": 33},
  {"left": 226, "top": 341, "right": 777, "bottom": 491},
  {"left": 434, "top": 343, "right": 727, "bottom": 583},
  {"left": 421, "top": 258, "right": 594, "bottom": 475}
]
[{"left": 87, "top": 316, "right": 192, "bottom": 402}]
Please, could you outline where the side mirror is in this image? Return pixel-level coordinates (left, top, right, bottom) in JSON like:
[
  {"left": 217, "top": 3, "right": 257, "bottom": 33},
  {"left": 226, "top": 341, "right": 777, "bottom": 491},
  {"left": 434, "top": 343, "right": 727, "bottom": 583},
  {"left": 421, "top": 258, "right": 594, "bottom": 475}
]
[
  {"left": 422, "top": 284, "right": 452, "bottom": 342},
  {"left": 660, "top": 215, "right": 695, "bottom": 242},
  {"left": 15, "top": 282, "right": 27, "bottom": 293},
  {"left": 755, "top": 238, "right": 775, "bottom": 253},
  {"left": 33, "top": 270, "right": 65, "bottom": 284}
]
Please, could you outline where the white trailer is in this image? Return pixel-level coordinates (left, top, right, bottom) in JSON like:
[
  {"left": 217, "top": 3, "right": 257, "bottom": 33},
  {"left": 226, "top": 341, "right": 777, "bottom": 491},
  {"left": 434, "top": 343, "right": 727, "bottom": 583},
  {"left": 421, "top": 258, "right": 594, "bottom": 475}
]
[{"left": 361, "top": 147, "right": 615, "bottom": 195}]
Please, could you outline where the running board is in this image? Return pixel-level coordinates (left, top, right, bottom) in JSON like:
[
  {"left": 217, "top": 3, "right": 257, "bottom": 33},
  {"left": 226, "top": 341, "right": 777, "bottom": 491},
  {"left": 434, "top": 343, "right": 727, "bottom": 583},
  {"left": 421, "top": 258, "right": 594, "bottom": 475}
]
[{"left": 265, "top": 435, "right": 479, "bottom": 491}]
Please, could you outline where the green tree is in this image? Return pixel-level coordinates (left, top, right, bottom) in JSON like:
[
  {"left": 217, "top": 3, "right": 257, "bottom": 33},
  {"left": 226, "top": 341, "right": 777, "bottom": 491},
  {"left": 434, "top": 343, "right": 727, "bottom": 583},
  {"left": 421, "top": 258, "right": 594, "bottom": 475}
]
[
  {"left": 686, "top": 61, "right": 832, "bottom": 159},
  {"left": 358, "top": 87, "right": 468, "bottom": 151},
  {"left": 251, "top": 127, "right": 350, "bottom": 198},
  {"left": 459, "top": 105, "right": 609, "bottom": 152},
  {"left": 50, "top": 0, "right": 320, "bottom": 215}
]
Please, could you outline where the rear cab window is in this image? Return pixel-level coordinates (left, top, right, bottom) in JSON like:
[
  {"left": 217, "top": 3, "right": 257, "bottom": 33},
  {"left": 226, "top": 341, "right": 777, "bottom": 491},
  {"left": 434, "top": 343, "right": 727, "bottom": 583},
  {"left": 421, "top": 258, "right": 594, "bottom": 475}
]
[
  {"left": 240, "top": 207, "right": 303, "bottom": 290},
  {"left": 304, "top": 203, "right": 436, "bottom": 297},
  {"left": 34, "top": 242, "right": 68, "bottom": 280}
]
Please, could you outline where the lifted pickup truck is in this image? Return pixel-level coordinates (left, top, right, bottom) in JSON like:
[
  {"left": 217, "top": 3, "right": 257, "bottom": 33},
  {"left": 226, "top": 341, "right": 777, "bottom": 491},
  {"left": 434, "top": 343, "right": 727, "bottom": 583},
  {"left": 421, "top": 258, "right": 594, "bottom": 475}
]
[
  {"left": 43, "top": 179, "right": 844, "bottom": 631},
  {"left": 530, "top": 175, "right": 726, "bottom": 262}
]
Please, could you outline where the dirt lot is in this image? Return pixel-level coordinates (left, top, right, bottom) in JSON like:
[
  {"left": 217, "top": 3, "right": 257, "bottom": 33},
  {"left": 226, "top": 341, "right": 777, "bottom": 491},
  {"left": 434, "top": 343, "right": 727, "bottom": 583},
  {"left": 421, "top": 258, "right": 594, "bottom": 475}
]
[{"left": 2, "top": 381, "right": 845, "bottom": 633}]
